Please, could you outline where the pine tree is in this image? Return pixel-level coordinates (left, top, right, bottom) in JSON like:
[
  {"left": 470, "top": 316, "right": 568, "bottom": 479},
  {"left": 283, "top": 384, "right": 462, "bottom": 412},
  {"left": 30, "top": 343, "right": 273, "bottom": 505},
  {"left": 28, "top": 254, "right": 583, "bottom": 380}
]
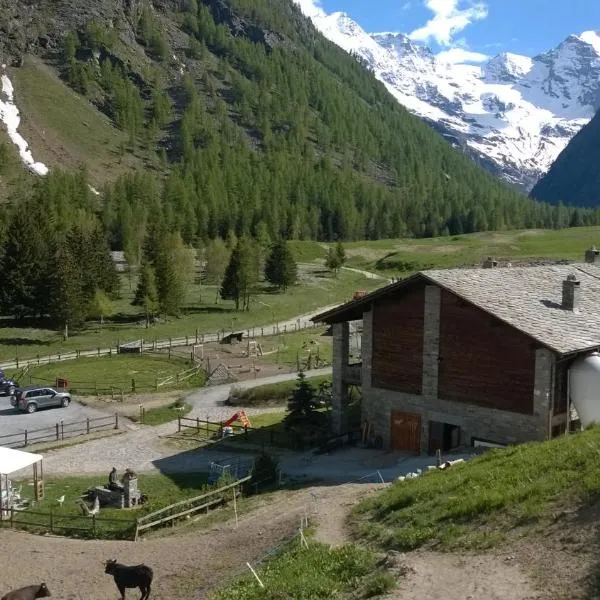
[
  {"left": 221, "top": 238, "right": 255, "bottom": 310},
  {"left": 204, "top": 238, "right": 230, "bottom": 303},
  {"left": 154, "top": 232, "right": 194, "bottom": 316},
  {"left": 133, "top": 261, "right": 159, "bottom": 326},
  {"left": 285, "top": 371, "right": 318, "bottom": 426},
  {"left": 264, "top": 239, "right": 297, "bottom": 291},
  {"left": 325, "top": 247, "right": 341, "bottom": 276}
]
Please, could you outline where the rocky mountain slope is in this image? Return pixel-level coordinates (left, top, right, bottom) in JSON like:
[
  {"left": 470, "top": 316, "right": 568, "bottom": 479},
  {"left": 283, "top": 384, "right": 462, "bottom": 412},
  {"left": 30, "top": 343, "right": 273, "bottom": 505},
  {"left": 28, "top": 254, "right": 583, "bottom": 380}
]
[
  {"left": 530, "top": 107, "right": 600, "bottom": 207},
  {"left": 295, "top": 5, "right": 600, "bottom": 191}
]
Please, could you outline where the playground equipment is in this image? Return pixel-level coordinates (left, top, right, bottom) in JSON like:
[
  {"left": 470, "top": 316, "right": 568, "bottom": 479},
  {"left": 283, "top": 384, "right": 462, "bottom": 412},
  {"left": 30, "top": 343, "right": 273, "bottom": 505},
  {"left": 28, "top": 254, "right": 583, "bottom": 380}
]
[{"left": 222, "top": 410, "right": 251, "bottom": 428}]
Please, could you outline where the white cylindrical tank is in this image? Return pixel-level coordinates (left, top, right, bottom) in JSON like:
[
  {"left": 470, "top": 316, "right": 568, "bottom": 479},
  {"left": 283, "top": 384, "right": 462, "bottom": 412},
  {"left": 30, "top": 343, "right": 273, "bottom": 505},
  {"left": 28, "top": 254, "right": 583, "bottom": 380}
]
[{"left": 569, "top": 352, "right": 600, "bottom": 428}]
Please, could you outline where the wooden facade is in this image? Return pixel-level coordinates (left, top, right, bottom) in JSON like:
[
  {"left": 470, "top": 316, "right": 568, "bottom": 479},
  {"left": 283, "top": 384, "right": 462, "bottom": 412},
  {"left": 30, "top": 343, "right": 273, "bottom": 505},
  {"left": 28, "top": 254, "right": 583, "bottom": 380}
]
[
  {"left": 437, "top": 290, "right": 536, "bottom": 415},
  {"left": 372, "top": 285, "right": 424, "bottom": 394}
]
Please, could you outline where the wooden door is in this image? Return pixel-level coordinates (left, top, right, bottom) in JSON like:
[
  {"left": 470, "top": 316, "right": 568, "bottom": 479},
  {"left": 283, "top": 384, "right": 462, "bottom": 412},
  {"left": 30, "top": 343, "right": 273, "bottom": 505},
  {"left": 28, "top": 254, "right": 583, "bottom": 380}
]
[{"left": 390, "top": 411, "right": 421, "bottom": 453}]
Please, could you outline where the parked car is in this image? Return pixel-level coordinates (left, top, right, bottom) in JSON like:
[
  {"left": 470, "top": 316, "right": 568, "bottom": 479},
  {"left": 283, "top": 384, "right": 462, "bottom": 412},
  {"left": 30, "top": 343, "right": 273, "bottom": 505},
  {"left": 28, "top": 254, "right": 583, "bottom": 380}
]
[
  {"left": 11, "top": 386, "right": 71, "bottom": 413},
  {"left": 0, "top": 374, "right": 18, "bottom": 396}
]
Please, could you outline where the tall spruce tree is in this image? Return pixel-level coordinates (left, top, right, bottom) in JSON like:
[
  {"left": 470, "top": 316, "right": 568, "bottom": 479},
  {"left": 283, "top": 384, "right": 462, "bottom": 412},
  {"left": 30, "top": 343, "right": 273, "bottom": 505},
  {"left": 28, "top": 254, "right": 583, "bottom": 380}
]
[
  {"left": 133, "top": 261, "right": 159, "bottom": 326},
  {"left": 220, "top": 238, "right": 255, "bottom": 310},
  {"left": 264, "top": 239, "right": 297, "bottom": 291},
  {"left": 154, "top": 231, "right": 194, "bottom": 316},
  {"left": 285, "top": 371, "right": 318, "bottom": 427}
]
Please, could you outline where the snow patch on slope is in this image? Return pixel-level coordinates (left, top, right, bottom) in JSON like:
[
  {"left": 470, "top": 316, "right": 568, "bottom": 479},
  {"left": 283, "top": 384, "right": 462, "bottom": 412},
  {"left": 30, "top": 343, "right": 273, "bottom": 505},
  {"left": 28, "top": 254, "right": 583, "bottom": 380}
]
[
  {"left": 295, "top": 3, "right": 600, "bottom": 190},
  {"left": 0, "top": 67, "right": 48, "bottom": 176}
]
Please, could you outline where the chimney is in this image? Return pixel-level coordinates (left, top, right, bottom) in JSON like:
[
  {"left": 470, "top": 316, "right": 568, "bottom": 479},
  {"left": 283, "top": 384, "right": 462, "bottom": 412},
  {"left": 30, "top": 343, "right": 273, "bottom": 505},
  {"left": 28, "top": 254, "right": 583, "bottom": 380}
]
[
  {"left": 562, "top": 274, "right": 580, "bottom": 312},
  {"left": 585, "top": 246, "right": 599, "bottom": 263},
  {"left": 482, "top": 257, "right": 498, "bottom": 269}
]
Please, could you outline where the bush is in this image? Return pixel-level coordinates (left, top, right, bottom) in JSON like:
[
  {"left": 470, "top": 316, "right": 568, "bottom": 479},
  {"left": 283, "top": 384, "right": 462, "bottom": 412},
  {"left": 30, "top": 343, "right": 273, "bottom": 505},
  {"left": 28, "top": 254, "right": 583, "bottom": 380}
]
[{"left": 245, "top": 453, "right": 279, "bottom": 494}]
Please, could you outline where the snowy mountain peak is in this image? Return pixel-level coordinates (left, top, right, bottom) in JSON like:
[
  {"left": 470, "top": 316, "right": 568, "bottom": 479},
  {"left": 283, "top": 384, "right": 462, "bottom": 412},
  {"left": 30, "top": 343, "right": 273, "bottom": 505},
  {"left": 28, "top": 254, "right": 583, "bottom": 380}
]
[
  {"left": 483, "top": 52, "right": 533, "bottom": 82},
  {"left": 294, "top": 0, "right": 600, "bottom": 190}
]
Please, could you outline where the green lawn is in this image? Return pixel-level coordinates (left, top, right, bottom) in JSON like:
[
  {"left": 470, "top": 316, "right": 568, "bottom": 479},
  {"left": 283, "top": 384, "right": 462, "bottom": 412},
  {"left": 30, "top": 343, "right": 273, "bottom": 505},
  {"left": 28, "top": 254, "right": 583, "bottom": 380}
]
[
  {"left": 338, "top": 227, "right": 600, "bottom": 274},
  {"left": 13, "top": 472, "right": 210, "bottom": 539},
  {"left": 10, "top": 354, "right": 204, "bottom": 395},
  {"left": 228, "top": 374, "right": 331, "bottom": 407},
  {"left": 133, "top": 401, "right": 192, "bottom": 425},
  {"left": 212, "top": 539, "right": 394, "bottom": 600},
  {"left": 255, "top": 327, "right": 333, "bottom": 369},
  {"left": 0, "top": 266, "right": 377, "bottom": 362},
  {"left": 352, "top": 426, "right": 600, "bottom": 552}
]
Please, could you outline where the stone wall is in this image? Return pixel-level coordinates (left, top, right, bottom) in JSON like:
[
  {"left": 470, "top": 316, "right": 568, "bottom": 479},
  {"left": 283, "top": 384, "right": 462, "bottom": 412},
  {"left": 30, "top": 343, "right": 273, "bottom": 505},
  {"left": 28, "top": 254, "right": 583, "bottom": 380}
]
[
  {"left": 332, "top": 322, "right": 349, "bottom": 433},
  {"left": 365, "top": 384, "right": 552, "bottom": 451}
]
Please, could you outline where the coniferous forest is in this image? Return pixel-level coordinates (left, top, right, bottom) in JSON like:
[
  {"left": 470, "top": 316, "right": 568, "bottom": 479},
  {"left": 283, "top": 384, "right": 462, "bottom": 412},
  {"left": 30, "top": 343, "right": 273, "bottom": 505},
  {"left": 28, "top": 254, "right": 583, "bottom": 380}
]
[{"left": 0, "top": 0, "right": 599, "bottom": 327}]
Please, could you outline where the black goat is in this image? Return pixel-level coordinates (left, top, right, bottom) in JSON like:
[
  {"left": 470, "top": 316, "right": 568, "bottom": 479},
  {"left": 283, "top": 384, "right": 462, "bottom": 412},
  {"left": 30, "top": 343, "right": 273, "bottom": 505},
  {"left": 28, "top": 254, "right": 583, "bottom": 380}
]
[
  {"left": 1, "top": 583, "right": 51, "bottom": 600},
  {"left": 104, "top": 559, "right": 153, "bottom": 600}
]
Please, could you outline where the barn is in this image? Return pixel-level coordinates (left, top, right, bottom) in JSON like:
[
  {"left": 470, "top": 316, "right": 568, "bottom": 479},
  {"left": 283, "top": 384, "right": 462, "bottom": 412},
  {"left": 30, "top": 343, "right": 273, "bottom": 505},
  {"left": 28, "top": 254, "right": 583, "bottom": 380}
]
[{"left": 312, "top": 249, "right": 600, "bottom": 454}]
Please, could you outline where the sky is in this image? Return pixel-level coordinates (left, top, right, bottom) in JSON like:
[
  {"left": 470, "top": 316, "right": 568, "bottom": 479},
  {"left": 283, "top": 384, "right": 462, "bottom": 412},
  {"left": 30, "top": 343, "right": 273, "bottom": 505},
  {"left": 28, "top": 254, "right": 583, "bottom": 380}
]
[{"left": 310, "top": 0, "right": 600, "bottom": 61}]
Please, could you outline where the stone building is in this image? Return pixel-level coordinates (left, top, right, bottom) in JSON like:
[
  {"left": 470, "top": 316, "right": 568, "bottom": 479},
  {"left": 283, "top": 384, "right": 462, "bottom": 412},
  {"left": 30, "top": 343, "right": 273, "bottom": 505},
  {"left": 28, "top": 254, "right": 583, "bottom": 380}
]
[{"left": 312, "top": 254, "right": 600, "bottom": 454}]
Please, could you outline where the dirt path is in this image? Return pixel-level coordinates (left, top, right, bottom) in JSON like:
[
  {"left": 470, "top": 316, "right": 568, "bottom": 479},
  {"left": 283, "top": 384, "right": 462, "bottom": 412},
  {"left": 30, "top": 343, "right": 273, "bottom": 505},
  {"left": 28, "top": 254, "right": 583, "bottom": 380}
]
[
  {"left": 0, "top": 483, "right": 375, "bottom": 600},
  {"left": 388, "top": 552, "right": 541, "bottom": 600}
]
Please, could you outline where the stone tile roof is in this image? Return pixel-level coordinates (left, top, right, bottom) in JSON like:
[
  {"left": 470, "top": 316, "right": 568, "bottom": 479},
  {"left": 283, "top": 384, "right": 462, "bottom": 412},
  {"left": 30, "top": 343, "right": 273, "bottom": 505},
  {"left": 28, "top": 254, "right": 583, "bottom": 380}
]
[{"left": 423, "top": 264, "right": 600, "bottom": 355}]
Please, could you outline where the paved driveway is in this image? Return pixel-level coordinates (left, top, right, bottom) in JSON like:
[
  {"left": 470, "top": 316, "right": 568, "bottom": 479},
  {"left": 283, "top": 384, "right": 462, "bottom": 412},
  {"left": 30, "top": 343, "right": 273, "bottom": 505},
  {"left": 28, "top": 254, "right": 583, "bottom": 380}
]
[{"left": 0, "top": 395, "right": 116, "bottom": 445}]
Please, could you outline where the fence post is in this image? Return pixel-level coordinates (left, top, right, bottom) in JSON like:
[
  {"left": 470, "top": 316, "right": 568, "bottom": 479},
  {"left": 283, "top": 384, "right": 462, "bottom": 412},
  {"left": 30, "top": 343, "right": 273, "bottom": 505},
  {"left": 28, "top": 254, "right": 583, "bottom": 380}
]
[
  {"left": 24, "top": 430, "right": 27, "bottom": 447},
  {"left": 155, "top": 378, "right": 158, "bottom": 391},
  {"left": 195, "top": 329, "right": 199, "bottom": 344},
  {"left": 115, "top": 413, "right": 119, "bottom": 429},
  {"left": 56, "top": 422, "right": 60, "bottom": 441},
  {"left": 10, "top": 506, "right": 14, "bottom": 527},
  {"left": 178, "top": 415, "right": 181, "bottom": 433},
  {"left": 61, "top": 420, "right": 64, "bottom": 440},
  {"left": 131, "top": 378, "right": 136, "bottom": 393},
  {"left": 50, "top": 509, "right": 54, "bottom": 533},
  {"left": 196, "top": 417, "right": 200, "bottom": 434},
  {"left": 169, "top": 338, "right": 172, "bottom": 349},
  {"left": 15, "top": 357, "right": 18, "bottom": 369},
  {"left": 87, "top": 418, "right": 90, "bottom": 435},
  {"left": 97, "top": 347, "right": 100, "bottom": 357},
  {"left": 37, "top": 354, "right": 40, "bottom": 365},
  {"left": 92, "top": 514, "right": 97, "bottom": 535}
]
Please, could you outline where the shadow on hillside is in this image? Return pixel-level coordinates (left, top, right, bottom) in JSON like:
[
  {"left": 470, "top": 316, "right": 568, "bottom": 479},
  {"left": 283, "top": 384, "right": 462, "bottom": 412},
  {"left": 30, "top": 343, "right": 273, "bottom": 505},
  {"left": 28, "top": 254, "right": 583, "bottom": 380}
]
[
  {"left": 0, "top": 337, "right": 53, "bottom": 347},
  {"left": 181, "top": 305, "right": 234, "bottom": 315}
]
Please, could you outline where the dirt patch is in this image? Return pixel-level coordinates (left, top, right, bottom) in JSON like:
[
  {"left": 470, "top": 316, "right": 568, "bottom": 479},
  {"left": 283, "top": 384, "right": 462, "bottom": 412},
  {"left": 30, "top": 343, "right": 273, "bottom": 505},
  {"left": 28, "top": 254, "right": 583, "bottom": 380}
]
[{"left": 388, "top": 551, "right": 541, "bottom": 600}]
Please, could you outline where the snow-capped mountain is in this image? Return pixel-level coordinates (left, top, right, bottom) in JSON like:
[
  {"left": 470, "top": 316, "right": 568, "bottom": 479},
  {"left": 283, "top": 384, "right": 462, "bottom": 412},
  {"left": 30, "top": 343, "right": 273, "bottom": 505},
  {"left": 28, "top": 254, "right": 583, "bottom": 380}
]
[{"left": 298, "top": 7, "right": 600, "bottom": 190}]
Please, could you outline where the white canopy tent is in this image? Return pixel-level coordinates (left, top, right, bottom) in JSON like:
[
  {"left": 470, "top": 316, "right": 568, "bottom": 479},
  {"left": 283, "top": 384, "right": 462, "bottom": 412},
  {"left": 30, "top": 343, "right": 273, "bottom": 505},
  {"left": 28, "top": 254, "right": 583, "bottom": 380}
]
[{"left": 0, "top": 446, "right": 44, "bottom": 518}]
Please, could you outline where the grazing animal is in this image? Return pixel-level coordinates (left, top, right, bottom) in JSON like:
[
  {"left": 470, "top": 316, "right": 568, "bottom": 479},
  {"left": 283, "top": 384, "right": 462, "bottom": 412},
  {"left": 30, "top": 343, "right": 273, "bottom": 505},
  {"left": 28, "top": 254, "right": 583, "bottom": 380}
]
[
  {"left": 78, "top": 495, "right": 100, "bottom": 517},
  {"left": 104, "top": 560, "right": 153, "bottom": 600},
  {"left": 1, "top": 583, "right": 51, "bottom": 600},
  {"left": 56, "top": 495, "right": 65, "bottom": 508}
]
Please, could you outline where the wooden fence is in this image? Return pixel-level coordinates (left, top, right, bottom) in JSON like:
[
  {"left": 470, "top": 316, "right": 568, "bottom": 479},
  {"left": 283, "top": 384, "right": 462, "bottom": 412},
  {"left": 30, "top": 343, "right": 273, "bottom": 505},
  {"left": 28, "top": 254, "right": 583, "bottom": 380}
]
[
  {"left": 134, "top": 476, "right": 251, "bottom": 539},
  {"left": 177, "top": 415, "right": 326, "bottom": 452},
  {"left": 1, "top": 506, "right": 135, "bottom": 539},
  {"left": 0, "top": 321, "right": 321, "bottom": 371},
  {"left": 18, "top": 362, "right": 204, "bottom": 397},
  {"left": 0, "top": 414, "right": 119, "bottom": 449}
]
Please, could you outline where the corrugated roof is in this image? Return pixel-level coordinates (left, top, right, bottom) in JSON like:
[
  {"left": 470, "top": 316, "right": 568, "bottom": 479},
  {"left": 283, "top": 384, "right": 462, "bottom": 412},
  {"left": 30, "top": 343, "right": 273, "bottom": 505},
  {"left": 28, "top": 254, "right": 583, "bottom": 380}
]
[{"left": 313, "top": 263, "right": 600, "bottom": 355}]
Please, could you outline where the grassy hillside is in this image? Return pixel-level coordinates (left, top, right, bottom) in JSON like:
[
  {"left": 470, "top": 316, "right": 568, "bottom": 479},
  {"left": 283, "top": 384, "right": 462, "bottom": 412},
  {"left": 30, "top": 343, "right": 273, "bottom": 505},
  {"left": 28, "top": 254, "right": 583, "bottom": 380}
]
[
  {"left": 352, "top": 427, "right": 600, "bottom": 552},
  {"left": 324, "top": 226, "right": 600, "bottom": 275},
  {"left": 10, "top": 56, "right": 148, "bottom": 187}
]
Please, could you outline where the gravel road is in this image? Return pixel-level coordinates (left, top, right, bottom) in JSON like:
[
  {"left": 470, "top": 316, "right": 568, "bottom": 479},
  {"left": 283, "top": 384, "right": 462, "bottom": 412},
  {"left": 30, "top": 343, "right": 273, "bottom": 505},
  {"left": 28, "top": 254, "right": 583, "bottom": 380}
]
[
  {"left": 41, "top": 368, "right": 331, "bottom": 475},
  {"left": 0, "top": 395, "right": 115, "bottom": 441}
]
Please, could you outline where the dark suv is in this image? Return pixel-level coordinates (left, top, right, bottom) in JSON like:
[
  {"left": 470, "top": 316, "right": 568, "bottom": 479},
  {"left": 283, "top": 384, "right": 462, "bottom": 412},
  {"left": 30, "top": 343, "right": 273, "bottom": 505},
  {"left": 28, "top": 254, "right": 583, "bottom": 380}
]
[{"left": 11, "top": 386, "right": 71, "bottom": 413}]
